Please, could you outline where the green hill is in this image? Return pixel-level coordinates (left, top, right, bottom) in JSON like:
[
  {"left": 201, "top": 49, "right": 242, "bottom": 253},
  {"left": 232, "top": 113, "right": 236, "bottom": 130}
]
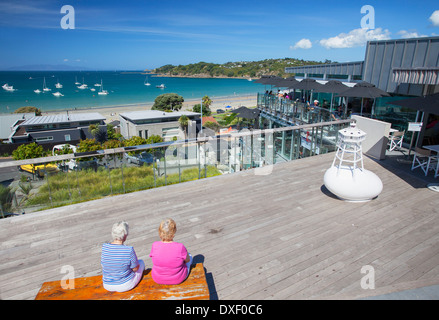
[{"left": 153, "top": 58, "right": 335, "bottom": 78}]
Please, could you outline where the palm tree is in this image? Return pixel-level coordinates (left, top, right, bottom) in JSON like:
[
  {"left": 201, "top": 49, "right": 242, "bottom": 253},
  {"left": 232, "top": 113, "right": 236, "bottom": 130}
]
[
  {"left": 88, "top": 124, "right": 100, "bottom": 137},
  {"left": 178, "top": 115, "right": 189, "bottom": 139}
]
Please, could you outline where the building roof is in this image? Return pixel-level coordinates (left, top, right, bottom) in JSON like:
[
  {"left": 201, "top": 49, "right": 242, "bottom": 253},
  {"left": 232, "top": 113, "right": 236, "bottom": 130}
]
[
  {"left": 202, "top": 116, "right": 219, "bottom": 125},
  {"left": 0, "top": 113, "right": 35, "bottom": 139},
  {"left": 119, "top": 110, "right": 200, "bottom": 122},
  {"left": 20, "top": 112, "right": 105, "bottom": 126}
]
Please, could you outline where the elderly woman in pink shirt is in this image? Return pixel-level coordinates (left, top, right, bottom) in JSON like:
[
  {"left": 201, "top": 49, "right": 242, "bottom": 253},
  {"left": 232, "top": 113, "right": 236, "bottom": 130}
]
[{"left": 149, "top": 218, "right": 193, "bottom": 285}]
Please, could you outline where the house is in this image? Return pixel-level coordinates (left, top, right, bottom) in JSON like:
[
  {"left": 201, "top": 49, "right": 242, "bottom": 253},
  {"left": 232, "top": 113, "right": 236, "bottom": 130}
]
[
  {"left": 119, "top": 110, "right": 201, "bottom": 141},
  {"left": 0, "top": 113, "right": 35, "bottom": 143},
  {"left": 9, "top": 112, "right": 106, "bottom": 145}
]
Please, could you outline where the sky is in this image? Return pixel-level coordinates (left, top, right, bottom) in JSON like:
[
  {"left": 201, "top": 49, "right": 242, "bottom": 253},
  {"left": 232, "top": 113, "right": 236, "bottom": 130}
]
[{"left": 0, "top": 0, "right": 438, "bottom": 70}]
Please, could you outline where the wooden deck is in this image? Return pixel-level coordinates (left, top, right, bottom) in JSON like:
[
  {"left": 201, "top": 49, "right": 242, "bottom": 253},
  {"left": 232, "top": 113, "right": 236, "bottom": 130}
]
[{"left": 1, "top": 152, "right": 439, "bottom": 300}]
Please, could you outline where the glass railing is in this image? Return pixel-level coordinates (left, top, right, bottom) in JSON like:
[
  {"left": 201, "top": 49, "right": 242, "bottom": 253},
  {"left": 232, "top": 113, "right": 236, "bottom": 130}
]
[
  {"left": 257, "top": 93, "right": 347, "bottom": 125},
  {"left": 0, "top": 119, "right": 352, "bottom": 217}
]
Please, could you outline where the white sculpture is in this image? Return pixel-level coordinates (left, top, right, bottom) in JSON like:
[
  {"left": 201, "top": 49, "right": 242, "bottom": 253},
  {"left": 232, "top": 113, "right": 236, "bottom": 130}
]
[{"left": 324, "top": 122, "right": 383, "bottom": 201}]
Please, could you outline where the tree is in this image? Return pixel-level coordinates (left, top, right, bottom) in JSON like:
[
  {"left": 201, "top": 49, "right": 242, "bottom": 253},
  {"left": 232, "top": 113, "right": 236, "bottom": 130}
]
[
  {"left": 124, "top": 136, "right": 147, "bottom": 148},
  {"left": 53, "top": 144, "right": 75, "bottom": 155},
  {"left": 88, "top": 124, "right": 100, "bottom": 137},
  {"left": 88, "top": 124, "right": 107, "bottom": 144},
  {"left": 146, "top": 135, "right": 163, "bottom": 145},
  {"left": 14, "top": 106, "right": 42, "bottom": 116},
  {"left": 202, "top": 95, "right": 212, "bottom": 108},
  {"left": 152, "top": 93, "right": 184, "bottom": 112},
  {"left": 106, "top": 124, "right": 116, "bottom": 140},
  {"left": 12, "top": 142, "right": 44, "bottom": 160},
  {"left": 124, "top": 136, "right": 147, "bottom": 156},
  {"left": 178, "top": 115, "right": 189, "bottom": 138},
  {"left": 192, "top": 103, "right": 211, "bottom": 116},
  {"left": 77, "top": 138, "right": 102, "bottom": 153}
]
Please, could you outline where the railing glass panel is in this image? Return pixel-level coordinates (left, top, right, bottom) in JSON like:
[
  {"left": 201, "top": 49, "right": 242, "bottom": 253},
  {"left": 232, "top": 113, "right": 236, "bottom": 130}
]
[{"left": 0, "top": 120, "right": 352, "bottom": 217}]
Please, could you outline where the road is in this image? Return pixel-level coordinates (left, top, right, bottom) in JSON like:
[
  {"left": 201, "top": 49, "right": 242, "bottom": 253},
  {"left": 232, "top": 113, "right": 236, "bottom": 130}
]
[{"left": 0, "top": 158, "right": 22, "bottom": 187}]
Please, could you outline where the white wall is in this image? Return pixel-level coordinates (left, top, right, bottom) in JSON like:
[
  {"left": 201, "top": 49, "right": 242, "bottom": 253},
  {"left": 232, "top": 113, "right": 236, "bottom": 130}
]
[{"left": 351, "top": 115, "right": 391, "bottom": 160}]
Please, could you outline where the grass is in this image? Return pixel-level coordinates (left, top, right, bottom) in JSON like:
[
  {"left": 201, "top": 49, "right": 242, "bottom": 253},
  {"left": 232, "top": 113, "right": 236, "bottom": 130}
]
[{"left": 25, "top": 164, "right": 222, "bottom": 209}]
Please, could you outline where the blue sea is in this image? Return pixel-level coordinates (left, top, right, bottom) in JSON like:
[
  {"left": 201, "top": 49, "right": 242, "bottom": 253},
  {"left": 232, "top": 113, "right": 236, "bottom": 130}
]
[{"left": 0, "top": 71, "right": 264, "bottom": 113}]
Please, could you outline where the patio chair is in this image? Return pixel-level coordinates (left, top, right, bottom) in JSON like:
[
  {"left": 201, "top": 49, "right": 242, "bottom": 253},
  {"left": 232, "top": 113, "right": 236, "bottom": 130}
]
[
  {"left": 388, "top": 130, "right": 404, "bottom": 152},
  {"left": 411, "top": 147, "right": 438, "bottom": 176}
]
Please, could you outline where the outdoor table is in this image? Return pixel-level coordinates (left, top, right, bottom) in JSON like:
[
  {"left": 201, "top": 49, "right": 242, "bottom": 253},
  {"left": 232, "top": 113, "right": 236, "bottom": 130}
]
[{"left": 422, "top": 145, "right": 439, "bottom": 178}]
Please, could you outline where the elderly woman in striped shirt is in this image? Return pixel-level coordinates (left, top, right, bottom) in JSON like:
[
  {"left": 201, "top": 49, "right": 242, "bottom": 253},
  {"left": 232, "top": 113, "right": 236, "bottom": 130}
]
[{"left": 101, "top": 221, "right": 145, "bottom": 292}]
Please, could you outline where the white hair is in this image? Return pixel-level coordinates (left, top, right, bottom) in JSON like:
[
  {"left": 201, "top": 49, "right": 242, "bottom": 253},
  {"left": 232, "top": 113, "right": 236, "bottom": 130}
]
[{"left": 111, "top": 221, "right": 129, "bottom": 241}]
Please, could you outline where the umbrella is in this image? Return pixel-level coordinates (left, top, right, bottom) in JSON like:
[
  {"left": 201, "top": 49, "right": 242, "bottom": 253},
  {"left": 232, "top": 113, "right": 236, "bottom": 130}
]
[
  {"left": 338, "top": 81, "right": 390, "bottom": 99},
  {"left": 294, "top": 78, "right": 325, "bottom": 91},
  {"left": 264, "top": 76, "right": 285, "bottom": 86},
  {"left": 254, "top": 75, "right": 282, "bottom": 85},
  {"left": 319, "top": 80, "right": 349, "bottom": 94},
  {"left": 254, "top": 75, "right": 275, "bottom": 84},
  {"left": 274, "top": 76, "right": 299, "bottom": 88},
  {"left": 232, "top": 106, "right": 260, "bottom": 119},
  {"left": 294, "top": 78, "right": 325, "bottom": 103},
  {"left": 319, "top": 80, "right": 349, "bottom": 112},
  {"left": 385, "top": 92, "right": 439, "bottom": 115},
  {"left": 338, "top": 81, "right": 390, "bottom": 116}
]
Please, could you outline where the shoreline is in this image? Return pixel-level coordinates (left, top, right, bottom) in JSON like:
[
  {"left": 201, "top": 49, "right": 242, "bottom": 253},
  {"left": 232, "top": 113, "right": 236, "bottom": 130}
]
[
  {"left": 154, "top": 73, "right": 254, "bottom": 80},
  {"left": 42, "top": 93, "right": 258, "bottom": 123}
]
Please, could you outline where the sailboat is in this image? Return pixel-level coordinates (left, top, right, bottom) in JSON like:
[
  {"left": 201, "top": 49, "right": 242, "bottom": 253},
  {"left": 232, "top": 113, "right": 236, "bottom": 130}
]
[
  {"left": 43, "top": 77, "right": 51, "bottom": 92},
  {"left": 77, "top": 77, "right": 88, "bottom": 89},
  {"left": 2, "top": 83, "right": 16, "bottom": 91},
  {"left": 55, "top": 79, "right": 63, "bottom": 88},
  {"left": 52, "top": 91, "right": 64, "bottom": 97},
  {"left": 75, "top": 76, "right": 81, "bottom": 85},
  {"left": 144, "top": 76, "right": 151, "bottom": 86},
  {"left": 98, "top": 80, "right": 108, "bottom": 95}
]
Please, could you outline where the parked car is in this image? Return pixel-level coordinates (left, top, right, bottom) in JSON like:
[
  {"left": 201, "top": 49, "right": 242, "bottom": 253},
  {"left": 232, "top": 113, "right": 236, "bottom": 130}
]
[
  {"left": 19, "top": 163, "right": 59, "bottom": 178},
  {"left": 124, "top": 151, "right": 154, "bottom": 165},
  {"left": 216, "top": 109, "right": 225, "bottom": 114}
]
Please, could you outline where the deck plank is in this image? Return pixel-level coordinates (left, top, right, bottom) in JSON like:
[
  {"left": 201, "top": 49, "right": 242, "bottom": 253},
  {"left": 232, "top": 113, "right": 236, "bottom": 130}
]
[{"left": 1, "top": 153, "right": 439, "bottom": 300}]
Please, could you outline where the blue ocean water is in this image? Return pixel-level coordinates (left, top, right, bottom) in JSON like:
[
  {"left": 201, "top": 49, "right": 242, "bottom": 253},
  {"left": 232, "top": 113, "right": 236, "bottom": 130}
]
[{"left": 0, "top": 71, "right": 264, "bottom": 113}]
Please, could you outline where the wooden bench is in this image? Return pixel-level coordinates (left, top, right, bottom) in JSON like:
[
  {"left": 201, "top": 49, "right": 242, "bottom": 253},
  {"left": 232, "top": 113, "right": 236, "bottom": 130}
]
[{"left": 35, "top": 263, "right": 210, "bottom": 300}]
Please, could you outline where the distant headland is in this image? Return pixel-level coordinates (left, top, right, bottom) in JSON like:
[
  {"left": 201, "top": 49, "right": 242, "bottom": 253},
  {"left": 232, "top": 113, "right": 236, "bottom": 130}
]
[{"left": 152, "top": 58, "right": 337, "bottom": 79}]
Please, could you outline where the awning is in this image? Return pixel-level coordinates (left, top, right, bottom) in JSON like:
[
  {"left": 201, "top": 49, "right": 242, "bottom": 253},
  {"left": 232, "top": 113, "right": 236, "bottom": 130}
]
[{"left": 392, "top": 67, "right": 439, "bottom": 85}]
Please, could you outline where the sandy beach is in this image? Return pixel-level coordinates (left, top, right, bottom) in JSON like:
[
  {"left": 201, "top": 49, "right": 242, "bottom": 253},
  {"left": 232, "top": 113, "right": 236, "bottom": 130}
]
[{"left": 43, "top": 93, "right": 258, "bottom": 123}]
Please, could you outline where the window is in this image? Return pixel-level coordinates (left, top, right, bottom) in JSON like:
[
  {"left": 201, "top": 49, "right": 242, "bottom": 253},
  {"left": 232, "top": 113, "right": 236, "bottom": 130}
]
[
  {"left": 35, "top": 136, "right": 53, "bottom": 142},
  {"left": 65, "top": 134, "right": 71, "bottom": 141},
  {"left": 162, "top": 127, "right": 180, "bottom": 139}
]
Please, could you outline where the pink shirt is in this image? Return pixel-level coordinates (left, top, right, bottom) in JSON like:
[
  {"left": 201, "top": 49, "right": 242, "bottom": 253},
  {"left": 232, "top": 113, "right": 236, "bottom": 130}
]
[{"left": 149, "top": 241, "right": 188, "bottom": 285}]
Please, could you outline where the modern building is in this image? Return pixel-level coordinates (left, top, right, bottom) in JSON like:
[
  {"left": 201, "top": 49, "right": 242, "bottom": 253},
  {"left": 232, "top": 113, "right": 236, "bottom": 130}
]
[
  {"left": 9, "top": 112, "right": 106, "bottom": 145},
  {"left": 285, "top": 36, "right": 439, "bottom": 96},
  {"left": 0, "top": 113, "right": 35, "bottom": 142},
  {"left": 119, "top": 110, "right": 201, "bottom": 141}
]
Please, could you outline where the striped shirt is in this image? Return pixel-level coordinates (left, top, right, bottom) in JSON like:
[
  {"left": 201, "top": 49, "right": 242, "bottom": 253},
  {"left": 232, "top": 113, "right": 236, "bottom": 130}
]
[{"left": 101, "top": 243, "right": 139, "bottom": 285}]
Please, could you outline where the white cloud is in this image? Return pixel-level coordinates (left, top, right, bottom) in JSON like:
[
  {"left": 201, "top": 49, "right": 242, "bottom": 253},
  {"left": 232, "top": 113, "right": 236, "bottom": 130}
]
[
  {"left": 319, "top": 28, "right": 391, "bottom": 49},
  {"left": 290, "top": 38, "right": 312, "bottom": 50},
  {"left": 429, "top": 10, "right": 439, "bottom": 26},
  {"left": 397, "top": 30, "right": 427, "bottom": 39}
]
